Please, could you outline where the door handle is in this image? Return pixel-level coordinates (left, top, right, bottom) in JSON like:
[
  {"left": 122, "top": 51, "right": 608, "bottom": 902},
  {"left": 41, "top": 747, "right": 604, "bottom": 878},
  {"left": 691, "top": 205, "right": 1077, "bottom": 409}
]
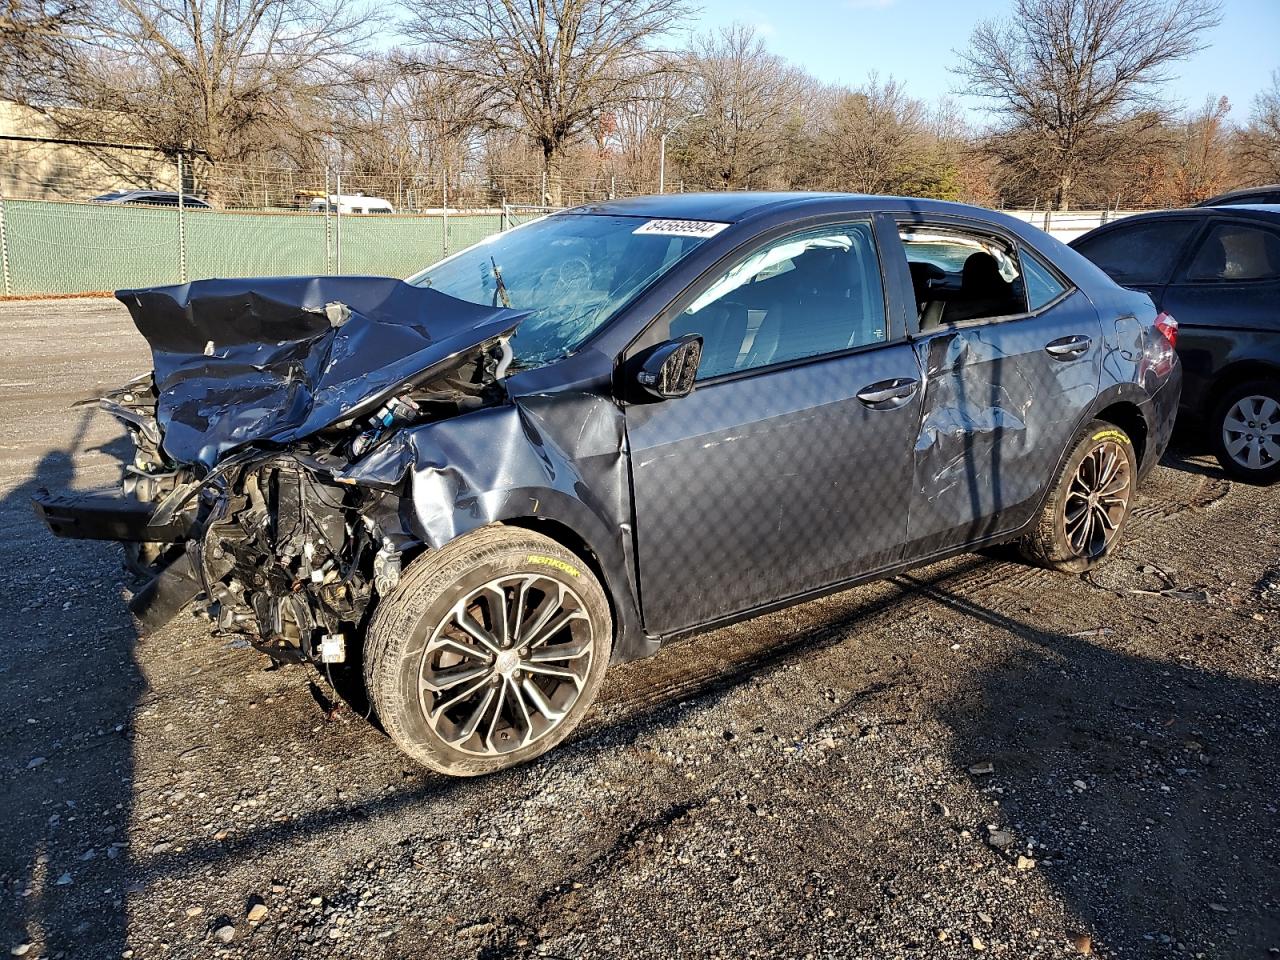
[
  {"left": 1044, "top": 335, "right": 1092, "bottom": 359},
  {"left": 856, "top": 377, "right": 919, "bottom": 408}
]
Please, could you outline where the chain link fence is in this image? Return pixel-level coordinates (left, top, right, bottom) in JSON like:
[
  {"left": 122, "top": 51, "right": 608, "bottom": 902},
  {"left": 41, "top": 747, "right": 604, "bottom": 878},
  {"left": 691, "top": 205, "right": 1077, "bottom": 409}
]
[
  {"left": 0, "top": 150, "right": 1148, "bottom": 296},
  {"left": 0, "top": 197, "right": 516, "bottom": 296}
]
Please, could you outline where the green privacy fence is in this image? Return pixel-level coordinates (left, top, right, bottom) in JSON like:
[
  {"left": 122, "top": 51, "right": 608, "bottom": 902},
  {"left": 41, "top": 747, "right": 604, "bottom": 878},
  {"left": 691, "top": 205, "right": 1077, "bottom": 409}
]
[{"left": 0, "top": 198, "right": 510, "bottom": 296}]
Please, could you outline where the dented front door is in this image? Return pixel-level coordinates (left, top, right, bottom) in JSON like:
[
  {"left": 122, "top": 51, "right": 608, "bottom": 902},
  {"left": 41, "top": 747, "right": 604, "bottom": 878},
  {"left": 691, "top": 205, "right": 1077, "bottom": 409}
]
[
  {"left": 626, "top": 344, "right": 923, "bottom": 637},
  {"left": 902, "top": 291, "right": 1104, "bottom": 558}
]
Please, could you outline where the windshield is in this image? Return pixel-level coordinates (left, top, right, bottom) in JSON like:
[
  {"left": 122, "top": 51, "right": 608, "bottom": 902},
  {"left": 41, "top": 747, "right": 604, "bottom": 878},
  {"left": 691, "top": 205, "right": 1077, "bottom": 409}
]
[{"left": 408, "top": 213, "right": 718, "bottom": 367}]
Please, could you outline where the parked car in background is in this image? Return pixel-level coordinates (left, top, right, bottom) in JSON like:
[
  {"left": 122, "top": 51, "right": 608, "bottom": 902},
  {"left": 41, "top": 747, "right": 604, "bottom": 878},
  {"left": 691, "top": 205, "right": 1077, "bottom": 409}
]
[
  {"left": 34, "top": 193, "right": 1180, "bottom": 776},
  {"left": 308, "top": 194, "right": 395, "bottom": 214},
  {"left": 91, "top": 190, "right": 212, "bottom": 208},
  {"left": 1195, "top": 184, "right": 1280, "bottom": 207},
  {"left": 1071, "top": 205, "right": 1280, "bottom": 484}
]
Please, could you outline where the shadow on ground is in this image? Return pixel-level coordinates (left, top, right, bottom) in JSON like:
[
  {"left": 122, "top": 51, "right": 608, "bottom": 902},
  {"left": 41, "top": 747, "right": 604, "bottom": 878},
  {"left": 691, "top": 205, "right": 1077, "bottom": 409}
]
[
  {"left": 916, "top": 573, "right": 1280, "bottom": 957},
  {"left": 0, "top": 422, "right": 142, "bottom": 958}
]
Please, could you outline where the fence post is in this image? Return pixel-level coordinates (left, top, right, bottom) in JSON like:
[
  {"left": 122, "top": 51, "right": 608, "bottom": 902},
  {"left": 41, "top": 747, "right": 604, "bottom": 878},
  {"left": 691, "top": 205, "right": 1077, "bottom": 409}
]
[
  {"left": 442, "top": 174, "right": 449, "bottom": 257},
  {"left": 335, "top": 172, "right": 343, "bottom": 274},
  {"left": 323, "top": 167, "right": 332, "bottom": 274},
  {"left": 177, "top": 154, "right": 188, "bottom": 284},
  {"left": 0, "top": 188, "right": 11, "bottom": 297}
]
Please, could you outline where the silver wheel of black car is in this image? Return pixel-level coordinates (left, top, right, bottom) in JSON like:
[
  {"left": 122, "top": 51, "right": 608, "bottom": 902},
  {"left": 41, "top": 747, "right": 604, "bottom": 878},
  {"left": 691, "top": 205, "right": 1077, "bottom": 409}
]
[
  {"left": 1211, "top": 380, "right": 1280, "bottom": 485},
  {"left": 1020, "top": 420, "right": 1138, "bottom": 573},
  {"left": 364, "top": 526, "right": 612, "bottom": 776}
]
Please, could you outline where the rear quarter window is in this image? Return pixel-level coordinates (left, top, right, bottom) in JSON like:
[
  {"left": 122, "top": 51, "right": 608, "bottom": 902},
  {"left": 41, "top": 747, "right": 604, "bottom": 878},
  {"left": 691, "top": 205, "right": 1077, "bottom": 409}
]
[
  {"left": 1019, "top": 248, "right": 1068, "bottom": 310},
  {"left": 1074, "top": 219, "right": 1198, "bottom": 285}
]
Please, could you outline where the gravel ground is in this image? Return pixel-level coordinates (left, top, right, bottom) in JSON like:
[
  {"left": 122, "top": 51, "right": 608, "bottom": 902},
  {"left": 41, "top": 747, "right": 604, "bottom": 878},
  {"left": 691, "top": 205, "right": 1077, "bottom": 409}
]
[{"left": 1, "top": 297, "right": 1277, "bottom": 960}]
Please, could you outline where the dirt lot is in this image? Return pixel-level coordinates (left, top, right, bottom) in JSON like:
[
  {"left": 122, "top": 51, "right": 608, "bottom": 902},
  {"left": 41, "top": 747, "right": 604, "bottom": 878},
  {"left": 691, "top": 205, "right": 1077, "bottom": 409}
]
[{"left": 0, "top": 297, "right": 1277, "bottom": 960}]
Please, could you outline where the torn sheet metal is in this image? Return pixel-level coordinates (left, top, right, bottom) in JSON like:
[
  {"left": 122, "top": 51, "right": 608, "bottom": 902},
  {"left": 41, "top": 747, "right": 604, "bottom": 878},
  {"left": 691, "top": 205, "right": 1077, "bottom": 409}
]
[
  {"left": 117, "top": 276, "right": 527, "bottom": 469},
  {"left": 335, "top": 389, "right": 651, "bottom": 660}
]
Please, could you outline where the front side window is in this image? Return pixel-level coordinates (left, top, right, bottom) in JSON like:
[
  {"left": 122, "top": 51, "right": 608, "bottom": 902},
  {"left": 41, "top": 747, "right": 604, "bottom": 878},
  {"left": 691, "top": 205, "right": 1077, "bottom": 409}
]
[
  {"left": 670, "top": 222, "right": 886, "bottom": 380},
  {"left": 410, "top": 213, "right": 716, "bottom": 367},
  {"left": 1073, "top": 219, "right": 1197, "bottom": 285},
  {"left": 1184, "top": 222, "right": 1280, "bottom": 281},
  {"left": 900, "top": 225, "right": 1027, "bottom": 327}
]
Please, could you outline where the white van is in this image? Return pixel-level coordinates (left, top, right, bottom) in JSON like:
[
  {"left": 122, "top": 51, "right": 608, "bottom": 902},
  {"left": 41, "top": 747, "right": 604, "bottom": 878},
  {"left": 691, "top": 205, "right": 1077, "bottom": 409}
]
[{"left": 308, "top": 194, "right": 395, "bottom": 215}]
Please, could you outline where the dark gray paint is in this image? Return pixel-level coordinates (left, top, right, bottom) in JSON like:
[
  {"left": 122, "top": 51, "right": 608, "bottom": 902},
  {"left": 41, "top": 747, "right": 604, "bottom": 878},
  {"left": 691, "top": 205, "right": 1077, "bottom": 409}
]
[{"left": 40, "top": 194, "right": 1182, "bottom": 667}]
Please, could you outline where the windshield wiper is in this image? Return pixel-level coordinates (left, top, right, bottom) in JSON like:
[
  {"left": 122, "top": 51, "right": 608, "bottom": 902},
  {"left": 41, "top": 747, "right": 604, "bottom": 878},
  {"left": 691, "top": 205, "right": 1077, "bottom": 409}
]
[{"left": 490, "top": 257, "right": 512, "bottom": 309}]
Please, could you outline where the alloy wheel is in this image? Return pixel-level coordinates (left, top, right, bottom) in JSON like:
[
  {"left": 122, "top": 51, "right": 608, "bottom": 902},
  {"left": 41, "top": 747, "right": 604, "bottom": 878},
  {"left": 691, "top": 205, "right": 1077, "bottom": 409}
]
[
  {"left": 1221, "top": 394, "right": 1280, "bottom": 472},
  {"left": 418, "top": 574, "right": 595, "bottom": 757},
  {"left": 1064, "top": 440, "right": 1132, "bottom": 559}
]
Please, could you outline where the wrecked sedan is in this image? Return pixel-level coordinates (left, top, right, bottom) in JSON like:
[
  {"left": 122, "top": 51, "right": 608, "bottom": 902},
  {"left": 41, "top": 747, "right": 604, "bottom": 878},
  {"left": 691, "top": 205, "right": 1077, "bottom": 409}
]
[{"left": 34, "top": 193, "right": 1181, "bottom": 776}]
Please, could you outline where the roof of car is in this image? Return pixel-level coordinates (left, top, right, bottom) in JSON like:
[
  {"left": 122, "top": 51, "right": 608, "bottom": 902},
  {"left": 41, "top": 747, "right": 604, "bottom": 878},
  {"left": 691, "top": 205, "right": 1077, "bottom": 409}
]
[
  {"left": 561, "top": 191, "right": 1003, "bottom": 224},
  {"left": 1199, "top": 203, "right": 1280, "bottom": 216},
  {"left": 1195, "top": 184, "right": 1280, "bottom": 205},
  {"left": 1079, "top": 205, "right": 1280, "bottom": 227}
]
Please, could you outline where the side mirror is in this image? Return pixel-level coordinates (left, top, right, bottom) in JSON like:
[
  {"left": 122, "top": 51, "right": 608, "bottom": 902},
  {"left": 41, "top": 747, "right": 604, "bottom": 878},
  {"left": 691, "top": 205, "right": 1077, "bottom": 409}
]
[{"left": 634, "top": 334, "right": 702, "bottom": 400}]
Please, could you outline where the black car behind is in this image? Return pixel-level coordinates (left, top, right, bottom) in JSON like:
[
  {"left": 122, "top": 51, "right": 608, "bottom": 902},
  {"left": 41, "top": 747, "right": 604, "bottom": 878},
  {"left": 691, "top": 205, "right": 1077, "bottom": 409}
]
[{"left": 1072, "top": 204, "right": 1280, "bottom": 483}]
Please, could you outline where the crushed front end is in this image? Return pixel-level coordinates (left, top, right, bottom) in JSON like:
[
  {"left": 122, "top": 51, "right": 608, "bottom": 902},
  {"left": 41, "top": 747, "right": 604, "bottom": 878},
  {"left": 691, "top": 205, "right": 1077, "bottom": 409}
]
[{"left": 33, "top": 276, "right": 526, "bottom": 666}]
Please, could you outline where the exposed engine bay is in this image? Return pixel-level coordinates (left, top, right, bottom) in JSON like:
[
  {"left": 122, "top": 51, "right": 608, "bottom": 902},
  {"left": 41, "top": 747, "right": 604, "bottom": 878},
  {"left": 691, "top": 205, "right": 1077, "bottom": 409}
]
[{"left": 33, "top": 276, "right": 528, "bottom": 666}]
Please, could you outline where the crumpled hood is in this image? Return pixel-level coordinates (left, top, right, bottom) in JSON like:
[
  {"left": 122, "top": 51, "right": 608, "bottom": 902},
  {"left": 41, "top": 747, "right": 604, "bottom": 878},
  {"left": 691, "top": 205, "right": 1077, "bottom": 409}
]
[{"left": 117, "top": 276, "right": 527, "bottom": 469}]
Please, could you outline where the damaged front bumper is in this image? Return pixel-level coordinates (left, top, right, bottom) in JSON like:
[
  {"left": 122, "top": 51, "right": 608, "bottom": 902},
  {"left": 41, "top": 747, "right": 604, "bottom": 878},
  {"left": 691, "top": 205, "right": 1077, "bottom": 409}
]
[{"left": 33, "top": 276, "right": 529, "bottom": 664}]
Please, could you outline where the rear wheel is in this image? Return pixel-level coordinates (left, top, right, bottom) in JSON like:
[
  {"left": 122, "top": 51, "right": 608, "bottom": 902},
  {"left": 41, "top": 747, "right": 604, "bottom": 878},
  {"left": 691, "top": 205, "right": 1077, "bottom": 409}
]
[
  {"left": 1020, "top": 420, "right": 1138, "bottom": 573},
  {"left": 363, "top": 526, "right": 612, "bottom": 776},
  {"left": 1211, "top": 379, "right": 1280, "bottom": 485}
]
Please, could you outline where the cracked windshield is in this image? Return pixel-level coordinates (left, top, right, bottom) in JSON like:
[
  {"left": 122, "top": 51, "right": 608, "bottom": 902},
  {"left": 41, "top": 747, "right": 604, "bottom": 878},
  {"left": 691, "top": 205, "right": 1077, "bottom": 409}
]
[{"left": 409, "top": 214, "right": 713, "bottom": 367}]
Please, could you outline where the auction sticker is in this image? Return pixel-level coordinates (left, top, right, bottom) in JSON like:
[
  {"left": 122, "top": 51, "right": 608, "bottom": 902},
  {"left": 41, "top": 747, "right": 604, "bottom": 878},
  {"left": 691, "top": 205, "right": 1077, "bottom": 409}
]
[{"left": 633, "top": 219, "right": 730, "bottom": 238}]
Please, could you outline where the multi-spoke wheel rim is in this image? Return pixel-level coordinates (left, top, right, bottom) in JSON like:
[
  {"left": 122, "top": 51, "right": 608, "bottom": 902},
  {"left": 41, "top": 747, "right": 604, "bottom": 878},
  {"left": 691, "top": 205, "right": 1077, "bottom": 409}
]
[
  {"left": 1064, "top": 440, "right": 1132, "bottom": 559},
  {"left": 1222, "top": 394, "right": 1280, "bottom": 471},
  {"left": 418, "top": 574, "right": 594, "bottom": 757}
]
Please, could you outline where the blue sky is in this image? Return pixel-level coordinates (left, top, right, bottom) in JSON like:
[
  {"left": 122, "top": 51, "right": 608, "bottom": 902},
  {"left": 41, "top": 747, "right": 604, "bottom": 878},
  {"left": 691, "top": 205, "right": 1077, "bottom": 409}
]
[{"left": 694, "top": 0, "right": 1279, "bottom": 122}]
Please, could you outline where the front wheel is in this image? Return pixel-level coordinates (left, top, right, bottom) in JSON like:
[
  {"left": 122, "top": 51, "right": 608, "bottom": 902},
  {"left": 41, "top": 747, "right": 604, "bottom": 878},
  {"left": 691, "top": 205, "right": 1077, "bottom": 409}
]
[
  {"left": 1020, "top": 420, "right": 1138, "bottom": 573},
  {"left": 1211, "top": 380, "right": 1280, "bottom": 485},
  {"left": 363, "top": 526, "right": 612, "bottom": 776}
]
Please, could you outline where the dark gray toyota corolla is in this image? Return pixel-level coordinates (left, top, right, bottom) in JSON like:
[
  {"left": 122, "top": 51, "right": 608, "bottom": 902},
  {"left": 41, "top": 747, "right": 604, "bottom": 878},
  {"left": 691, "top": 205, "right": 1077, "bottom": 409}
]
[{"left": 35, "top": 193, "right": 1181, "bottom": 775}]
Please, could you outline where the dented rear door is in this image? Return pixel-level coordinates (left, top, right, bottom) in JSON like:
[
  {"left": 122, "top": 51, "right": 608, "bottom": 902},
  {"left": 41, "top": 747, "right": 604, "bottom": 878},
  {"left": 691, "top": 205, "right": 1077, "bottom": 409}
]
[{"left": 902, "top": 289, "right": 1104, "bottom": 558}]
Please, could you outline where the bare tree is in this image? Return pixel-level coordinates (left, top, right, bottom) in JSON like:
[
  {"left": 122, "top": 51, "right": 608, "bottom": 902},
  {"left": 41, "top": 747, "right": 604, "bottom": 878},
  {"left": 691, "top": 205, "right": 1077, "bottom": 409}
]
[
  {"left": 606, "top": 59, "right": 694, "bottom": 188},
  {"left": 1238, "top": 71, "right": 1280, "bottom": 183},
  {"left": 40, "top": 0, "right": 377, "bottom": 194},
  {"left": 816, "top": 74, "right": 937, "bottom": 195},
  {"left": 680, "top": 24, "right": 808, "bottom": 190},
  {"left": 955, "top": 0, "right": 1220, "bottom": 209},
  {"left": 1158, "top": 94, "right": 1235, "bottom": 204},
  {"left": 401, "top": 0, "right": 690, "bottom": 204},
  {"left": 0, "top": 0, "right": 81, "bottom": 100}
]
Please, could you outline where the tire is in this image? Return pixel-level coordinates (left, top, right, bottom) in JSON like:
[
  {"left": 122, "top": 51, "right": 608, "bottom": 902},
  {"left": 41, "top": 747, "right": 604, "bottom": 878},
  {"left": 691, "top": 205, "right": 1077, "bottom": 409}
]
[
  {"left": 1210, "top": 379, "right": 1280, "bottom": 485},
  {"left": 1020, "top": 420, "right": 1139, "bottom": 573},
  {"left": 363, "top": 525, "right": 612, "bottom": 776}
]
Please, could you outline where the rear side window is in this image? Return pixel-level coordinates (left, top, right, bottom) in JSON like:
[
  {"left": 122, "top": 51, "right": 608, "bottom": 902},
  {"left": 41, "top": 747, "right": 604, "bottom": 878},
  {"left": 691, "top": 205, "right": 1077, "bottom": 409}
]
[
  {"left": 1074, "top": 219, "right": 1197, "bottom": 284},
  {"left": 899, "top": 225, "right": 1026, "bottom": 328},
  {"left": 1019, "top": 248, "right": 1068, "bottom": 310},
  {"left": 1184, "top": 222, "right": 1280, "bottom": 281}
]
